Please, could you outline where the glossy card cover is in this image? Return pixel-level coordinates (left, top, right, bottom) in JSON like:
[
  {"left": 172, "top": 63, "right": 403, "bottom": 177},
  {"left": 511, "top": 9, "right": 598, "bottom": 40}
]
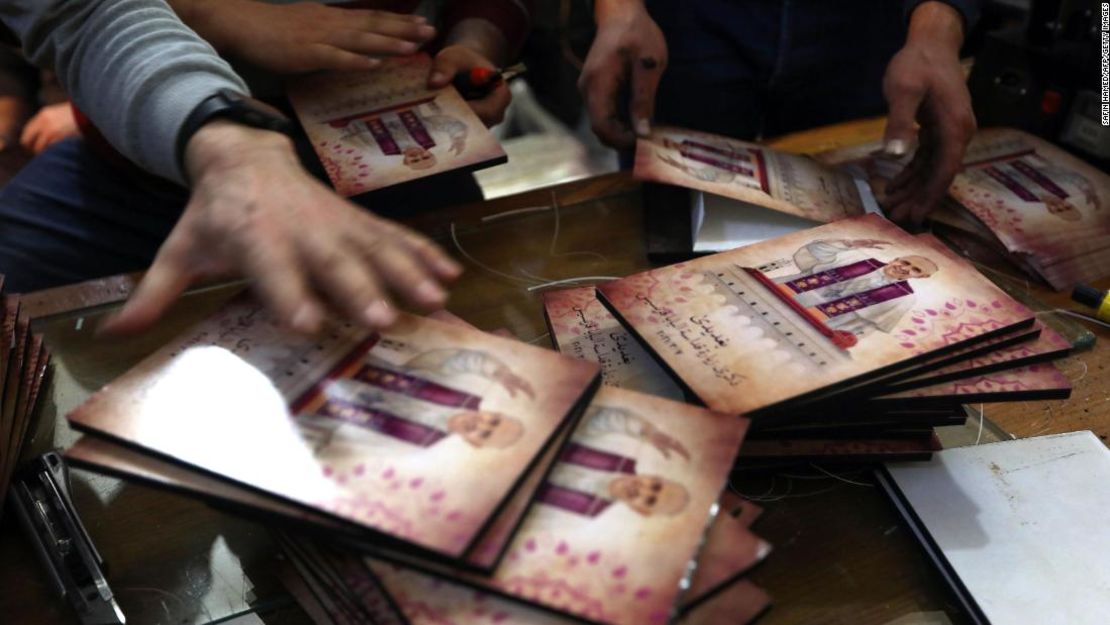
[
  {"left": 634, "top": 126, "right": 867, "bottom": 223},
  {"left": 288, "top": 54, "right": 506, "bottom": 196},
  {"left": 67, "top": 297, "right": 599, "bottom": 559},
  {"left": 598, "top": 214, "right": 1036, "bottom": 416}
]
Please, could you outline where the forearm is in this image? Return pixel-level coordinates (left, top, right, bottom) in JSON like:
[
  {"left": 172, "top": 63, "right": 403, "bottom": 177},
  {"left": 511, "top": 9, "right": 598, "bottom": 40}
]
[
  {"left": 2, "top": 0, "right": 248, "bottom": 184},
  {"left": 441, "top": 0, "right": 532, "bottom": 63},
  {"left": 445, "top": 18, "right": 509, "bottom": 67}
]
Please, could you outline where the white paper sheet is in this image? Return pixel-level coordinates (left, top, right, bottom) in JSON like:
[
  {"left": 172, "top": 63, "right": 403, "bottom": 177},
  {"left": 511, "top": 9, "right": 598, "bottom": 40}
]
[{"left": 886, "top": 431, "right": 1110, "bottom": 625}]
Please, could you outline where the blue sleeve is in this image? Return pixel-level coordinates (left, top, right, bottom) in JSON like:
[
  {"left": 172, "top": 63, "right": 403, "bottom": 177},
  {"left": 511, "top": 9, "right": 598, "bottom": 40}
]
[{"left": 904, "top": 0, "right": 981, "bottom": 31}]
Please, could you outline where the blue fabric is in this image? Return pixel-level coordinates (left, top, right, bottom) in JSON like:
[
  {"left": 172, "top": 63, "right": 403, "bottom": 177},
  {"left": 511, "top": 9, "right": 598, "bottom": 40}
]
[
  {"left": 647, "top": 0, "right": 911, "bottom": 140},
  {"left": 0, "top": 138, "right": 188, "bottom": 293},
  {"left": 0, "top": 133, "right": 483, "bottom": 293}
]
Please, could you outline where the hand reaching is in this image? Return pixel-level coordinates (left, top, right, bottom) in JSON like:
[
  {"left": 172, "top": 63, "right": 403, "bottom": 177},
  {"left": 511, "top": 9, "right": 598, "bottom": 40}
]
[
  {"left": 180, "top": 0, "right": 436, "bottom": 74},
  {"left": 579, "top": 0, "right": 667, "bottom": 148},
  {"left": 880, "top": 1, "right": 976, "bottom": 226},
  {"left": 99, "top": 121, "right": 462, "bottom": 336}
]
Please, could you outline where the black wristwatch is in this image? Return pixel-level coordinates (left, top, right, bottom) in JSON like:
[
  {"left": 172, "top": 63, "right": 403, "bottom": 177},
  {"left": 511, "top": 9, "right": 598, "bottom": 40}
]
[{"left": 176, "top": 89, "right": 295, "bottom": 170}]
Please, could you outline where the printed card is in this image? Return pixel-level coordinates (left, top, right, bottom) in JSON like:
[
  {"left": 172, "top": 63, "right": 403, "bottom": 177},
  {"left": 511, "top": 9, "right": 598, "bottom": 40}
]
[
  {"left": 67, "top": 297, "right": 598, "bottom": 559},
  {"left": 544, "top": 286, "right": 686, "bottom": 401},
  {"left": 634, "top": 126, "right": 867, "bottom": 223},
  {"left": 288, "top": 54, "right": 506, "bottom": 196},
  {"left": 598, "top": 214, "right": 1035, "bottom": 415},
  {"left": 381, "top": 385, "right": 747, "bottom": 625}
]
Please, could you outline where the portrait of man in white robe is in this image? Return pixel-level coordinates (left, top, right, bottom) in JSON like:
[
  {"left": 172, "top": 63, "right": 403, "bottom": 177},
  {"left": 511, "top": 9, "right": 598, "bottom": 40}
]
[
  {"left": 536, "top": 405, "right": 690, "bottom": 519},
  {"left": 298, "top": 348, "right": 532, "bottom": 454},
  {"left": 772, "top": 238, "right": 939, "bottom": 339},
  {"left": 331, "top": 97, "right": 469, "bottom": 171}
]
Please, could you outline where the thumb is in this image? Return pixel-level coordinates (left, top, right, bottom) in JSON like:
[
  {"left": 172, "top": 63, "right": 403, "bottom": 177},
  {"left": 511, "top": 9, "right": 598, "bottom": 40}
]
[
  {"left": 629, "top": 58, "right": 664, "bottom": 138},
  {"left": 98, "top": 244, "right": 193, "bottom": 336},
  {"left": 428, "top": 50, "right": 462, "bottom": 88},
  {"left": 882, "top": 81, "right": 925, "bottom": 157}
]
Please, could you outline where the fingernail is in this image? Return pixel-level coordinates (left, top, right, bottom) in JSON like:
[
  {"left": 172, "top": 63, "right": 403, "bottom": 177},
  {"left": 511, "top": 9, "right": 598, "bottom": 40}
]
[
  {"left": 292, "top": 304, "right": 321, "bottom": 334},
  {"left": 634, "top": 118, "right": 651, "bottom": 137},
  {"left": 415, "top": 280, "right": 446, "bottom": 304},
  {"left": 418, "top": 24, "right": 435, "bottom": 37},
  {"left": 884, "top": 139, "right": 908, "bottom": 157},
  {"left": 364, "top": 300, "right": 396, "bottom": 327},
  {"left": 429, "top": 71, "right": 447, "bottom": 85},
  {"left": 401, "top": 41, "right": 419, "bottom": 53}
]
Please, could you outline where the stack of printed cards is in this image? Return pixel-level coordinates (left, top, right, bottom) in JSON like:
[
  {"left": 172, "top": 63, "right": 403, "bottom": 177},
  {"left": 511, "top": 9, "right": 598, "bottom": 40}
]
[
  {"left": 0, "top": 278, "right": 52, "bottom": 509},
  {"left": 818, "top": 128, "right": 1110, "bottom": 291},
  {"left": 275, "top": 488, "right": 773, "bottom": 625},
  {"left": 64, "top": 299, "right": 771, "bottom": 623},
  {"left": 66, "top": 297, "right": 600, "bottom": 565},
  {"left": 546, "top": 214, "right": 1073, "bottom": 464}
]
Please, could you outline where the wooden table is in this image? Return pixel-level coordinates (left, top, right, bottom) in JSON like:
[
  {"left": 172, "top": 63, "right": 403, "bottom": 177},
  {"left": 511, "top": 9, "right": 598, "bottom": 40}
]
[{"left": 1, "top": 130, "right": 1106, "bottom": 625}]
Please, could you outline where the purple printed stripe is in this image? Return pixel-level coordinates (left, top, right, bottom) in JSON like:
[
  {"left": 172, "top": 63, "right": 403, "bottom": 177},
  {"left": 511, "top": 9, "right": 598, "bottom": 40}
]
[
  {"left": 681, "top": 140, "right": 752, "bottom": 161},
  {"left": 819, "top": 281, "right": 914, "bottom": 318},
  {"left": 399, "top": 110, "right": 435, "bottom": 150},
  {"left": 366, "top": 118, "right": 399, "bottom": 156},
  {"left": 1011, "top": 160, "right": 1069, "bottom": 200},
  {"left": 560, "top": 442, "right": 636, "bottom": 474},
  {"left": 318, "top": 397, "right": 447, "bottom": 447},
  {"left": 535, "top": 483, "right": 611, "bottom": 517},
  {"left": 785, "top": 258, "right": 886, "bottom": 294},
  {"left": 355, "top": 364, "right": 481, "bottom": 409},
  {"left": 984, "top": 166, "right": 1038, "bottom": 202}
]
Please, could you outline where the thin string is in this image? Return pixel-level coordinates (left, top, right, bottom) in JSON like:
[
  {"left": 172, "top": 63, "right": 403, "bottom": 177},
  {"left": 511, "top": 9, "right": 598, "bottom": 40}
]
[
  {"left": 810, "top": 463, "right": 873, "bottom": 487},
  {"left": 546, "top": 191, "right": 609, "bottom": 263},
  {"left": 479, "top": 204, "right": 552, "bottom": 222},
  {"left": 729, "top": 475, "right": 778, "bottom": 501},
  {"left": 974, "top": 403, "right": 986, "bottom": 445},
  {"left": 527, "top": 276, "right": 622, "bottom": 292},
  {"left": 525, "top": 332, "right": 551, "bottom": 345},
  {"left": 450, "top": 222, "right": 538, "bottom": 286},
  {"left": 1035, "top": 308, "right": 1110, "bottom": 330},
  {"left": 1067, "top": 357, "right": 1089, "bottom": 383},
  {"left": 460, "top": 193, "right": 611, "bottom": 290}
]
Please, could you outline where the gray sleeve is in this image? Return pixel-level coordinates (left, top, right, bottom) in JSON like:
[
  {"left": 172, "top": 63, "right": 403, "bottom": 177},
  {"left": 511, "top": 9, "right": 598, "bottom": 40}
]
[{"left": 0, "top": 0, "right": 249, "bottom": 184}]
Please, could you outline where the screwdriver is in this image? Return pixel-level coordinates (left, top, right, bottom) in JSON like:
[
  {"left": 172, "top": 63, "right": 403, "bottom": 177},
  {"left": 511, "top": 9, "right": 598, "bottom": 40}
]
[{"left": 452, "top": 63, "right": 527, "bottom": 100}]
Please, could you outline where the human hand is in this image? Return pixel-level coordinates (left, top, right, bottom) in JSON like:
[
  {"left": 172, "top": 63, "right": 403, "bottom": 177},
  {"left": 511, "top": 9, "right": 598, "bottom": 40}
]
[
  {"left": 428, "top": 45, "right": 511, "bottom": 127},
  {"left": 19, "top": 103, "right": 78, "bottom": 154},
  {"left": 643, "top": 423, "right": 690, "bottom": 461},
  {"left": 881, "top": 1, "right": 976, "bottom": 225},
  {"left": 99, "top": 120, "right": 462, "bottom": 336},
  {"left": 579, "top": 0, "right": 667, "bottom": 149},
  {"left": 181, "top": 0, "right": 435, "bottom": 74}
]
